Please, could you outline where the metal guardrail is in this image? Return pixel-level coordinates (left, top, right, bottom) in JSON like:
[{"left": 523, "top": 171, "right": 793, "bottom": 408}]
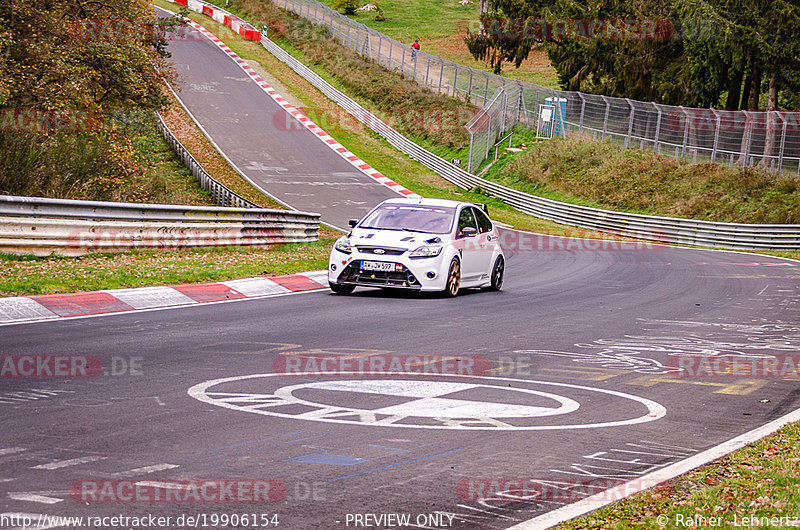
[
  {"left": 256, "top": 34, "right": 800, "bottom": 250},
  {"left": 154, "top": 111, "right": 260, "bottom": 209},
  {"left": 0, "top": 195, "right": 320, "bottom": 256}
]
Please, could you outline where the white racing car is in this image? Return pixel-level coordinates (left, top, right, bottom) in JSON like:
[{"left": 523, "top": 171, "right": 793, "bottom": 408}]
[{"left": 328, "top": 198, "right": 505, "bottom": 296}]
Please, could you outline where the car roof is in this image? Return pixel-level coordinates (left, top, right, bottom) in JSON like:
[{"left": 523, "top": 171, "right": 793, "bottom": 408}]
[{"left": 378, "top": 197, "right": 479, "bottom": 209}]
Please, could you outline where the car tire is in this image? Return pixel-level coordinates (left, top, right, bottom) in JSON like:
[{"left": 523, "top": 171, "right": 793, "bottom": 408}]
[
  {"left": 489, "top": 255, "right": 504, "bottom": 291},
  {"left": 443, "top": 257, "right": 460, "bottom": 298},
  {"left": 329, "top": 283, "right": 355, "bottom": 295}
]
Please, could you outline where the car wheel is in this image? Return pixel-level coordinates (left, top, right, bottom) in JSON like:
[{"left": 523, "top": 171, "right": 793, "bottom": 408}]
[
  {"left": 443, "top": 257, "right": 460, "bottom": 298},
  {"left": 489, "top": 255, "right": 504, "bottom": 291},
  {"left": 329, "top": 283, "right": 355, "bottom": 295}
]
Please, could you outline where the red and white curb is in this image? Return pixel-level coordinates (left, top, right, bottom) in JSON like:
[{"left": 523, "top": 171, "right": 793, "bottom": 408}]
[
  {"left": 0, "top": 271, "right": 328, "bottom": 325},
  {"left": 180, "top": 15, "right": 420, "bottom": 200}
]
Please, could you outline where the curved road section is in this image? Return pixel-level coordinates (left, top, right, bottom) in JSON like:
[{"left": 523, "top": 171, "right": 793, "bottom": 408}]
[{"left": 159, "top": 8, "right": 400, "bottom": 229}]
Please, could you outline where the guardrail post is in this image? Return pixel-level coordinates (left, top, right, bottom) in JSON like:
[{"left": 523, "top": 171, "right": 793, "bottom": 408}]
[
  {"left": 601, "top": 96, "right": 610, "bottom": 139},
  {"left": 710, "top": 109, "right": 721, "bottom": 163},
  {"left": 625, "top": 98, "right": 635, "bottom": 148},
  {"left": 777, "top": 112, "right": 788, "bottom": 173}
]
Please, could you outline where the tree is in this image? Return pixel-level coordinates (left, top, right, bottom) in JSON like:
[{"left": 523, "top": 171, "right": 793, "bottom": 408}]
[{"left": 0, "top": 0, "right": 179, "bottom": 112}]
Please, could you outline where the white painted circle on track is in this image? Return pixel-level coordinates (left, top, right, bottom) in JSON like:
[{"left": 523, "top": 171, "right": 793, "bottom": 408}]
[{"left": 188, "top": 373, "right": 666, "bottom": 431}]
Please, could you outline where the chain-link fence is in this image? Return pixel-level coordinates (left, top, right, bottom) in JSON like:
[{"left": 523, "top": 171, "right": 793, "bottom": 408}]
[{"left": 271, "top": 0, "right": 800, "bottom": 176}]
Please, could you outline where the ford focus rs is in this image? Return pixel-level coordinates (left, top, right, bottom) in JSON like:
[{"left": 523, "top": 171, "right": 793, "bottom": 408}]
[{"left": 328, "top": 198, "right": 505, "bottom": 297}]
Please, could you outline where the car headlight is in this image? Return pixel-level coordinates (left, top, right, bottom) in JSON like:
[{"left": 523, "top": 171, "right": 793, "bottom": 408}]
[
  {"left": 409, "top": 245, "right": 442, "bottom": 258},
  {"left": 334, "top": 238, "right": 352, "bottom": 254}
]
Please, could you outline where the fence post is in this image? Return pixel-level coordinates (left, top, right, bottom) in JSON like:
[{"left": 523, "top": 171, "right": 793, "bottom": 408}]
[
  {"left": 625, "top": 98, "right": 635, "bottom": 148},
  {"left": 601, "top": 96, "right": 610, "bottom": 139},
  {"left": 468, "top": 69, "right": 474, "bottom": 101},
  {"left": 425, "top": 55, "right": 431, "bottom": 88},
  {"left": 412, "top": 48, "right": 418, "bottom": 82},
  {"left": 453, "top": 66, "right": 459, "bottom": 99},
  {"left": 401, "top": 45, "right": 406, "bottom": 75},
  {"left": 467, "top": 132, "right": 475, "bottom": 173},
  {"left": 388, "top": 38, "right": 393, "bottom": 70},
  {"left": 438, "top": 60, "right": 444, "bottom": 93},
  {"left": 777, "top": 112, "right": 788, "bottom": 173},
  {"left": 653, "top": 103, "right": 662, "bottom": 153},
  {"left": 578, "top": 93, "right": 586, "bottom": 132},
  {"left": 680, "top": 107, "right": 689, "bottom": 160},
  {"left": 377, "top": 33, "right": 382, "bottom": 66},
  {"left": 742, "top": 111, "right": 753, "bottom": 167},
  {"left": 710, "top": 109, "right": 721, "bottom": 163}
]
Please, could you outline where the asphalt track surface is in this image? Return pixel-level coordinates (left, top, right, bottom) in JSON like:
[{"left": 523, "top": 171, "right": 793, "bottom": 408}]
[
  {"left": 3, "top": 11, "right": 800, "bottom": 530},
  {"left": 2, "top": 238, "right": 799, "bottom": 529},
  {"left": 159, "top": 10, "right": 399, "bottom": 230}
]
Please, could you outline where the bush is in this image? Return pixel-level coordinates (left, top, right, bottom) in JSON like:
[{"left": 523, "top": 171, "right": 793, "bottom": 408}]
[{"left": 333, "top": 0, "right": 358, "bottom": 15}]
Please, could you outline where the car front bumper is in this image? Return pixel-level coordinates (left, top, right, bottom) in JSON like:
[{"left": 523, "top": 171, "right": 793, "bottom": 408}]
[{"left": 328, "top": 251, "right": 449, "bottom": 291}]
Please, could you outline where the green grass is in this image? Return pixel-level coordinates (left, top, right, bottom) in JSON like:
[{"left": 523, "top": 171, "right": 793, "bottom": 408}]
[
  {"left": 314, "top": 0, "right": 561, "bottom": 87},
  {"left": 558, "top": 421, "right": 800, "bottom": 529}
]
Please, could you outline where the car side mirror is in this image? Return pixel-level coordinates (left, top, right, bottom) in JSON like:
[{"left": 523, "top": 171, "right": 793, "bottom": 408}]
[
  {"left": 348, "top": 219, "right": 359, "bottom": 228},
  {"left": 462, "top": 226, "right": 477, "bottom": 238}
]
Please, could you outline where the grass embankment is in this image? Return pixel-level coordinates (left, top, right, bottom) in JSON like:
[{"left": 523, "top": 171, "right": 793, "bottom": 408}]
[
  {"left": 316, "top": 0, "right": 561, "bottom": 87},
  {"left": 0, "top": 109, "right": 214, "bottom": 206},
  {"left": 483, "top": 134, "right": 800, "bottom": 224},
  {"left": 558, "top": 421, "right": 800, "bottom": 529}
]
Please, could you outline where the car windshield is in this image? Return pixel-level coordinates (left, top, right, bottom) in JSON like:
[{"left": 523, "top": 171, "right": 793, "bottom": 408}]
[{"left": 359, "top": 204, "right": 456, "bottom": 234}]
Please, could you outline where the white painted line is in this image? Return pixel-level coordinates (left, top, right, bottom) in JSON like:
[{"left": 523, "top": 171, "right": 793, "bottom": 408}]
[
  {"left": 101, "top": 286, "right": 196, "bottom": 310},
  {"left": 112, "top": 463, "right": 179, "bottom": 477},
  {"left": 220, "top": 277, "right": 291, "bottom": 297},
  {"left": 7, "top": 493, "right": 63, "bottom": 504},
  {"left": 0, "top": 298, "right": 58, "bottom": 323},
  {"left": 509, "top": 405, "right": 800, "bottom": 529},
  {"left": 30, "top": 456, "right": 106, "bottom": 470},
  {"left": 0, "top": 448, "right": 26, "bottom": 456}
]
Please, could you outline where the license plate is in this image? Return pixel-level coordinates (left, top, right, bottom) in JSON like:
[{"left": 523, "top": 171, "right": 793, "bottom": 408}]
[{"left": 360, "top": 260, "right": 394, "bottom": 272}]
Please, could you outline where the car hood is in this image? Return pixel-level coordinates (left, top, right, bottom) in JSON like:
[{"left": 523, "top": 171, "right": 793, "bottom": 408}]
[{"left": 349, "top": 229, "right": 445, "bottom": 250}]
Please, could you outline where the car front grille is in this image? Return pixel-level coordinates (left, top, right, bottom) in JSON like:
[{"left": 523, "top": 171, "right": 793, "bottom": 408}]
[{"left": 355, "top": 246, "right": 406, "bottom": 256}]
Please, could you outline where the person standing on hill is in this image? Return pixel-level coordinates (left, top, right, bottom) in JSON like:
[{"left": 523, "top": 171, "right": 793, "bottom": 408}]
[{"left": 411, "top": 39, "right": 420, "bottom": 60}]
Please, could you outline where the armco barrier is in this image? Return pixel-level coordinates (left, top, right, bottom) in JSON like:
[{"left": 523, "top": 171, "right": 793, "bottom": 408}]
[
  {"left": 0, "top": 195, "right": 320, "bottom": 256},
  {"left": 155, "top": 111, "right": 260, "bottom": 209},
  {"left": 167, "top": 0, "right": 800, "bottom": 250}
]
